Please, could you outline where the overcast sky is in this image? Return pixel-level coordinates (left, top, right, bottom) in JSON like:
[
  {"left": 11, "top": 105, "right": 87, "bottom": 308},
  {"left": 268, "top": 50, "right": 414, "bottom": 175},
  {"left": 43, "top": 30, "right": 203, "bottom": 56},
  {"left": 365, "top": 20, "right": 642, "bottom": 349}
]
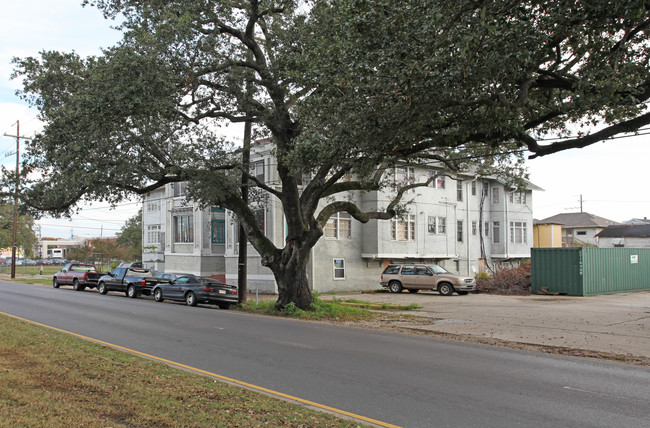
[{"left": 1, "top": 0, "right": 649, "bottom": 239}]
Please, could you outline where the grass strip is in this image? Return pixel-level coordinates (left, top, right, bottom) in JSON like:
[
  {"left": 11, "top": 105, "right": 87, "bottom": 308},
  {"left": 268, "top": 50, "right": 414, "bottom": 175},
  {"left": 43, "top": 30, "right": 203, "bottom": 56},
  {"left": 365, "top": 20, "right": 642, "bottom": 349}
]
[{"left": 0, "top": 314, "right": 369, "bottom": 428}]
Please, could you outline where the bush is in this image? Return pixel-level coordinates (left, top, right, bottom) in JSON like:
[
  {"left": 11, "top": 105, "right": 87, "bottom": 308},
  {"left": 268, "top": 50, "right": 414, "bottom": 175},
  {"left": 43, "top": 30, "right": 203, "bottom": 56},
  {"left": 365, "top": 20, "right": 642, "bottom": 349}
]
[{"left": 476, "top": 261, "right": 531, "bottom": 295}]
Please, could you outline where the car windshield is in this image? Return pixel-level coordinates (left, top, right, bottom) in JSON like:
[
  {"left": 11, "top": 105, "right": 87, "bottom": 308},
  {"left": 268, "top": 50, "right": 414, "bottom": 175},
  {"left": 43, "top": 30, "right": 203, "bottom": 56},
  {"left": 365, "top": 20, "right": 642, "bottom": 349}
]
[{"left": 428, "top": 265, "right": 450, "bottom": 274}]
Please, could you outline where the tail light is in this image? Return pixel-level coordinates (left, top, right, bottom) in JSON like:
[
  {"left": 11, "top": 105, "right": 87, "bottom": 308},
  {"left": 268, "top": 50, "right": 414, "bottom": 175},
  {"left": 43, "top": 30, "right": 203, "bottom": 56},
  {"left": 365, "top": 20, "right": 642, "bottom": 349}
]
[
  {"left": 202, "top": 286, "right": 214, "bottom": 292},
  {"left": 141, "top": 279, "right": 146, "bottom": 286}
]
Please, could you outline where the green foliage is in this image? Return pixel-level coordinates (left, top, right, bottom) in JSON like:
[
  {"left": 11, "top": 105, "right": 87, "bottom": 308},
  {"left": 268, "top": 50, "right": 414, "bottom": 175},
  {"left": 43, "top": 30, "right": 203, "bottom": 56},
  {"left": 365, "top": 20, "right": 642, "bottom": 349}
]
[
  {"left": 475, "top": 272, "right": 491, "bottom": 282},
  {"left": 0, "top": 202, "right": 37, "bottom": 258},
  {"left": 241, "top": 297, "right": 375, "bottom": 321},
  {"left": 7, "top": 1, "right": 650, "bottom": 309},
  {"left": 116, "top": 209, "right": 142, "bottom": 261}
]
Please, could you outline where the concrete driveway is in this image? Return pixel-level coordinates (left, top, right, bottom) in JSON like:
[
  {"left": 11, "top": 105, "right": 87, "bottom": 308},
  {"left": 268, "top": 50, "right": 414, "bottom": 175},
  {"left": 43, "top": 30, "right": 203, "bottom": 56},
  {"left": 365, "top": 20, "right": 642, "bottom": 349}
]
[{"left": 328, "top": 290, "right": 650, "bottom": 359}]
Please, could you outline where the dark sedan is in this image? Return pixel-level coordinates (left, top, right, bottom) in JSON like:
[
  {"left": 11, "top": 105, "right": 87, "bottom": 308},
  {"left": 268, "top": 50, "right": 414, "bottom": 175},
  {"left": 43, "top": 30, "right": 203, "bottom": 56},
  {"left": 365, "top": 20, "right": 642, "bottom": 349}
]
[{"left": 152, "top": 275, "right": 238, "bottom": 309}]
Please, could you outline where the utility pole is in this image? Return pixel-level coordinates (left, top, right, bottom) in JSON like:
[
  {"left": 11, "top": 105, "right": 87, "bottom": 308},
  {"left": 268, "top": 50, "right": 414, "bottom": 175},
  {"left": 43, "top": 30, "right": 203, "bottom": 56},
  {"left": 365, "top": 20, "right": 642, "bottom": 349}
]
[
  {"left": 579, "top": 194, "right": 583, "bottom": 213},
  {"left": 4, "top": 120, "right": 29, "bottom": 279}
]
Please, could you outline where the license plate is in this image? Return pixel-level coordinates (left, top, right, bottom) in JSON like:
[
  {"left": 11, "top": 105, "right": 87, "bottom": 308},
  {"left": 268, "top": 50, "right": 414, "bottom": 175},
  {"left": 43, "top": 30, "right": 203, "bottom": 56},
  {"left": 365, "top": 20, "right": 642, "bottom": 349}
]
[{"left": 218, "top": 290, "right": 226, "bottom": 294}]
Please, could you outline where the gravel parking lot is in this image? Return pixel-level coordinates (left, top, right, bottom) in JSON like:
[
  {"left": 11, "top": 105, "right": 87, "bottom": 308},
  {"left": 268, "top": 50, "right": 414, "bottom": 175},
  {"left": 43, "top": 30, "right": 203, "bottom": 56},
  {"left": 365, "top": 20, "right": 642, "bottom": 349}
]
[{"left": 327, "top": 290, "right": 650, "bottom": 361}]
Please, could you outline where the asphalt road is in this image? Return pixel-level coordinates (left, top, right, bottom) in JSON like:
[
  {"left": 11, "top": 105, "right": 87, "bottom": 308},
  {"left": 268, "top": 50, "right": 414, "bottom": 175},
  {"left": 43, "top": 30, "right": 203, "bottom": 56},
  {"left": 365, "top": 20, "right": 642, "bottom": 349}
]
[{"left": 1, "top": 281, "right": 650, "bottom": 427}]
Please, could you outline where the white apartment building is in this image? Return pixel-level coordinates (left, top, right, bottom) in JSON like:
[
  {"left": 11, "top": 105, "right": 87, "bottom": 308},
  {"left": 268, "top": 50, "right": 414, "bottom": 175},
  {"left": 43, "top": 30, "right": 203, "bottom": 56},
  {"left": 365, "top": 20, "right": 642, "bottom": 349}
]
[{"left": 142, "top": 140, "right": 538, "bottom": 293}]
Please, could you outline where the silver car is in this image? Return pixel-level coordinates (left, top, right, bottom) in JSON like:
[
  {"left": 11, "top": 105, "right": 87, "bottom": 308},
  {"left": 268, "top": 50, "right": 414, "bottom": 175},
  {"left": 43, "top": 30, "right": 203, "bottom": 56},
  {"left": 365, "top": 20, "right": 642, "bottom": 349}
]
[{"left": 380, "top": 264, "right": 476, "bottom": 295}]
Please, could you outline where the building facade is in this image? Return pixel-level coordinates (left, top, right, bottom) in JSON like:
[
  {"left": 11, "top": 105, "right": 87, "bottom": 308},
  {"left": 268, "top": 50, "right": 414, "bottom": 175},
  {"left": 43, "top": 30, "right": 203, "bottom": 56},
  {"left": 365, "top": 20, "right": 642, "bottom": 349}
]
[{"left": 142, "top": 141, "right": 537, "bottom": 292}]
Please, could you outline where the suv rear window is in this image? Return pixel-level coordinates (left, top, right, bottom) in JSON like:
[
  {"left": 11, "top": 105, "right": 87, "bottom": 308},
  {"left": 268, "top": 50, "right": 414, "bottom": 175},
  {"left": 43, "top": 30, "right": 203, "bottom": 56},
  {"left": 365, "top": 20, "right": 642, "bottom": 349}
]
[{"left": 382, "top": 265, "right": 401, "bottom": 275}]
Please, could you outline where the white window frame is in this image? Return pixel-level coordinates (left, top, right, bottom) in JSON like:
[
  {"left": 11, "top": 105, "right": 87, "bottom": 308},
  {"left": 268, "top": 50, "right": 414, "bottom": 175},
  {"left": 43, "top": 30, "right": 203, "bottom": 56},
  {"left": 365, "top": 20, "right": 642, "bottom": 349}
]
[
  {"left": 427, "top": 216, "right": 446, "bottom": 234},
  {"left": 509, "top": 191, "right": 527, "bottom": 204},
  {"left": 147, "top": 224, "right": 161, "bottom": 244},
  {"left": 391, "top": 214, "right": 415, "bottom": 241},
  {"left": 324, "top": 212, "right": 352, "bottom": 240},
  {"left": 510, "top": 221, "right": 527, "bottom": 244},
  {"left": 173, "top": 214, "right": 194, "bottom": 243},
  {"left": 492, "top": 187, "right": 499, "bottom": 204},
  {"left": 492, "top": 221, "right": 501, "bottom": 244},
  {"left": 394, "top": 166, "right": 415, "bottom": 192},
  {"left": 333, "top": 258, "right": 345, "bottom": 280}
]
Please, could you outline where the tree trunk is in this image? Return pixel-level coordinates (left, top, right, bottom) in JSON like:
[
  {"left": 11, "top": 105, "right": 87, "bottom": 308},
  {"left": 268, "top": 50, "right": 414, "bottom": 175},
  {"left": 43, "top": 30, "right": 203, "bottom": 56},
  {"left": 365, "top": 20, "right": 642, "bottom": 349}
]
[
  {"left": 274, "top": 263, "right": 313, "bottom": 310},
  {"left": 263, "top": 239, "right": 314, "bottom": 310}
]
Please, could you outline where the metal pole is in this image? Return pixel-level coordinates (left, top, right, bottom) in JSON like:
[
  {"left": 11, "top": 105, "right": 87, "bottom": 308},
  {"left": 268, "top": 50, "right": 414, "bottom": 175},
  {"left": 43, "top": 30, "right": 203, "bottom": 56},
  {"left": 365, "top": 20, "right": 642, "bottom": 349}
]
[{"left": 11, "top": 121, "right": 20, "bottom": 279}]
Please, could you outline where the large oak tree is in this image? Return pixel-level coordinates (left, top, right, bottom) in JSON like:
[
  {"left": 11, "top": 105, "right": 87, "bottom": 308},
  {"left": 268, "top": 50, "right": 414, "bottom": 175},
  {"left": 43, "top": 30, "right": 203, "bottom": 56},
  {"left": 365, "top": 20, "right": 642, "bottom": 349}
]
[{"left": 7, "top": 1, "right": 650, "bottom": 309}]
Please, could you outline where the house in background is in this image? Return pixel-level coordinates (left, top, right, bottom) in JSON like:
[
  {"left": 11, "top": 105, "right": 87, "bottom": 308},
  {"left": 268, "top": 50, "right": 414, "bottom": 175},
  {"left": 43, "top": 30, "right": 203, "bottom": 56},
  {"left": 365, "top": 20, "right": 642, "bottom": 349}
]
[
  {"left": 596, "top": 224, "right": 650, "bottom": 248},
  {"left": 142, "top": 140, "right": 540, "bottom": 293},
  {"left": 537, "top": 212, "right": 619, "bottom": 247},
  {"left": 532, "top": 219, "right": 563, "bottom": 248}
]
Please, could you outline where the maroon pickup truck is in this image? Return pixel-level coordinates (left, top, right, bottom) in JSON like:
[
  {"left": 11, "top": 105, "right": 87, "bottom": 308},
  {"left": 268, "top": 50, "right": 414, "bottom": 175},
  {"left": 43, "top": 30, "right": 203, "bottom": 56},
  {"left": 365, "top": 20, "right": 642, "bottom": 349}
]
[{"left": 52, "top": 263, "right": 106, "bottom": 291}]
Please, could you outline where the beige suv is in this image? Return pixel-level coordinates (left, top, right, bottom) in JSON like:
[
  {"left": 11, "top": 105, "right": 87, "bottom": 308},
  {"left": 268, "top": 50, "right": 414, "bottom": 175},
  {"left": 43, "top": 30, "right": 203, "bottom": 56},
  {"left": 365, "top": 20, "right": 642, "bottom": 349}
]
[{"left": 380, "top": 264, "right": 476, "bottom": 296}]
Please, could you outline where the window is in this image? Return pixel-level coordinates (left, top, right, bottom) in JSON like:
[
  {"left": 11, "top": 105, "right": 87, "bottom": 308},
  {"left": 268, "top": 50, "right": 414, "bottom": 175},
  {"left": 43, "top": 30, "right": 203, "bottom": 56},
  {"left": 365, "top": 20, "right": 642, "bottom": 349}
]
[
  {"left": 509, "top": 191, "right": 527, "bottom": 204},
  {"left": 391, "top": 214, "right": 415, "bottom": 241},
  {"left": 427, "top": 216, "right": 446, "bottom": 234},
  {"left": 394, "top": 166, "right": 415, "bottom": 192},
  {"left": 428, "top": 171, "right": 445, "bottom": 188},
  {"left": 576, "top": 231, "right": 587, "bottom": 236},
  {"left": 147, "top": 200, "right": 161, "bottom": 213},
  {"left": 147, "top": 224, "right": 161, "bottom": 244},
  {"left": 173, "top": 182, "right": 188, "bottom": 197},
  {"left": 416, "top": 266, "right": 429, "bottom": 275},
  {"left": 471, "top": 181, "right": 477, "bottom": 196},
  {"left": 324, "top": 212, "right": 352, "bottom": 239},
  {"left": 484, "top": 221, "right": 490, "bottom": 236},
  {"left": 333, "top": 259, "right": 345, "bottom": 279},
  {"left": 472, "top": 221, "right": 477, "bottom": 236},
  {"left": 174, "top": 215, "right": 194, "bottom": 243},
  {"left": 250, "top": 160, "right": 265, "bottom": 184},
  {"left": 457, "top": 220, "right": 463, "bottom": 242},
  {"left": 457, "top": 180, "right": 463, "bottom": 201},
  {"left": 401, "top": 265, "right": 416, "bottom": 275},
  {"left": 211, "top": 207, "right": 226, "bottom": 244},
  {"left": 492, "top": 221, "right": 500, "bottom": 244},
  {"left": 510, "top": 221, "right": 527, "bottom": 244},
  {"left": 211, "top": 219, "right": 225, "bottom": 244},
  {"left": 492, "top": 187, "right": 499, "bottom": 204}
]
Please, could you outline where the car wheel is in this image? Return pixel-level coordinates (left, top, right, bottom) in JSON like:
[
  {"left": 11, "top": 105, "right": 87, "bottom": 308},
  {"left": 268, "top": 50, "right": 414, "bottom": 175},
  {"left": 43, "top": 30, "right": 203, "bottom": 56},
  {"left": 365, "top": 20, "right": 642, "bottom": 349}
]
[
  {"left": 218, "top": 303, "right": 231, "bottom": 309},
  {"left": 153, "top": 288, "right": 164, "bottom": 302},
  {"left": 72, "top": 279, "right": 85, "bottom": 291},
  {"left": 98, "top": 282, "right": 107, "bottom": 295},
  {"left": 127, "top": 285, "right": 137, "bottom": 298},
  {"left": 388, "top": 281, "right": 403, "bottom": 293},
  {"left": 185, "top": 291, "right": 198, "bottom": 307},
  {"left": 457, "top": 291, "right": 469, "bottom": 295},
  {"left": 52, "top": 278, "right": 60, "bottom": 288},
  {"left": 438, "top": 282, "right": 454, "bottom": 296},
  {"left": 407, "top": 288, "right": 419, "bottom": 293}
]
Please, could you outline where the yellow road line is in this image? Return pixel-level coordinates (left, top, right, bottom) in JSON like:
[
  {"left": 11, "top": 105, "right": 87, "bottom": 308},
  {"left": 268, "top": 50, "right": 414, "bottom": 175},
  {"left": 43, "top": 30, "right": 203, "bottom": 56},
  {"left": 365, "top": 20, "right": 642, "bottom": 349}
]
[{"left": 0, "top": 311, "right": 401, "bottom": 428}]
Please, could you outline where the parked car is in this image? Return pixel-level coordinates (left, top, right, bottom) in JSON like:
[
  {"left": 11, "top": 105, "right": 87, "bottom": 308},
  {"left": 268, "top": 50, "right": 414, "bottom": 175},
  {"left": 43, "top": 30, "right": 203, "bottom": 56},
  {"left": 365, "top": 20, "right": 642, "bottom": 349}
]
[
  {"left": 152, "top": 275, "right": 238, "bottom": 308},
  {"left": 154, "top": 272, "right": 190, "bottom": 281},
  {"left": 117, "top": 261, "right": 143, "bottom": 269},
  {"left": 380, "top": 264, "right": 476, "bottom": 295},
  {"left": 97, "top": 267, "right": 165, "bottom": 298},
  {"left": 53, "top": 263, "right": 106, "bottom": 291}
]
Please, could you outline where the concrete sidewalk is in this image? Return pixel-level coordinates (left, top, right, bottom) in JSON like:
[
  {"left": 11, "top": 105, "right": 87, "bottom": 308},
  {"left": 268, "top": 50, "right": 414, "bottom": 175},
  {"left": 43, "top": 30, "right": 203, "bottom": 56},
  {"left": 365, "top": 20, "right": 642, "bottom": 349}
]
[{"left": 329, "top": 291, "right": 650, "bottom": 359}]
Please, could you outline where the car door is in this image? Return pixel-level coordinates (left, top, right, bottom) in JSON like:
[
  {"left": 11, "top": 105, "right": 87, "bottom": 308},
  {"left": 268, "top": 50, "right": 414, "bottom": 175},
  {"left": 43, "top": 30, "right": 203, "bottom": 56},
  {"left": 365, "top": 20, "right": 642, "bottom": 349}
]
[
  {"left": 105, "top": 268, "right": 126, "bottom": 290},
  {"left": 399, "top": 265, "right": 417, "bottom": 287},
  {"left": 413, "top": 265, "right": 433, "bottom": 290},
  {"left": 167, "top": 276, "right": 189, "bottom": 300}
]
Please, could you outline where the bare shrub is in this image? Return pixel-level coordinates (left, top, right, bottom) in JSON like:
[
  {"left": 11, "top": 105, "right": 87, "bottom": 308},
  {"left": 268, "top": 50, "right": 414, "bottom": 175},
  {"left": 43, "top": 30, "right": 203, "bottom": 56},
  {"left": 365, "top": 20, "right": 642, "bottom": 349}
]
[{"left": 476, "top": 261, "right": 531, "bottom": 295}]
